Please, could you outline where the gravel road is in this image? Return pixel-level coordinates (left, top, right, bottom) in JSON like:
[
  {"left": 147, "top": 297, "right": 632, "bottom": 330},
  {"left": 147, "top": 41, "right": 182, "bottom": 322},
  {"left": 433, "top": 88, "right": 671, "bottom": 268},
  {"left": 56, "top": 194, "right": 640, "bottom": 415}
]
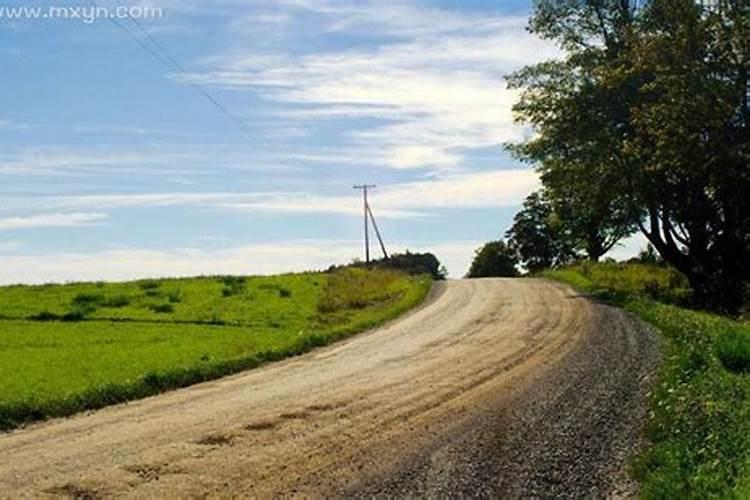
[{"left": 0, "top": 278, "right": 660, "bottom": 499}]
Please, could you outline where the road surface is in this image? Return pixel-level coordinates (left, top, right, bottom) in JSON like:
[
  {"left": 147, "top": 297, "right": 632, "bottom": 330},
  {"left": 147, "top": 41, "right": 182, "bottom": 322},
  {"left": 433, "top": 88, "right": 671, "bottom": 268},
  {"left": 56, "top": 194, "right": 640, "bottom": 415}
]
[{"left": 0, "top": 279, "right": 659, "bottom": 499}]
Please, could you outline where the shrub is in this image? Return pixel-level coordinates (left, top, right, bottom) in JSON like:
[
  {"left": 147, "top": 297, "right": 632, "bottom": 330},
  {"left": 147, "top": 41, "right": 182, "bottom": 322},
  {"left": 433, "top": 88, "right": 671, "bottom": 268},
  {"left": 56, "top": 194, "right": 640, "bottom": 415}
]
[
  {"left": 339, "top": 251, "right": 446, "bottom": 280},
  {"left": 102, "top": 295, "right": 130, "bottom": 308},
  {"left": 30, "top": 311, "right": 60, "bottom": 321},
  {"left": 149, "top": 303, "right": 174, "bottom": 314},
  {"left": 71, "top": 293, "right": 104, "bottom": 308},
  {"left": 138, "top": 280, "right": 160, "bottom": 291},
  {"left": 61, "top": 310, "right": 88, "bottom": 322},
  {"left": 717, "top": 330, "right": 750, "bottom": 374},
  {"left": 220, "top": 276, "right": 246, "bottom": 297},
  {"left": 467, "top": 240, "right": 519, "bottom": 278},
  {"left": 166, "top": 290, "right": 182, "bottom": 303},
  {"left": 68, "top": 293, "right": 104, "bottom": 318}
]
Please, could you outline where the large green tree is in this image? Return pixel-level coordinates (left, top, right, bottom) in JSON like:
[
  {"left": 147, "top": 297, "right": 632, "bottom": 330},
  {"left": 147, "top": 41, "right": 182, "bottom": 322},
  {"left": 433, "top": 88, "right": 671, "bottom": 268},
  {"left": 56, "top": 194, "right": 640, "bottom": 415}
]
[
  {"left": 506, "top": 190, "right": 579, "bottom": 272},
  {"left": 509, "top": 0, "right": 750, "bottom": 312}
]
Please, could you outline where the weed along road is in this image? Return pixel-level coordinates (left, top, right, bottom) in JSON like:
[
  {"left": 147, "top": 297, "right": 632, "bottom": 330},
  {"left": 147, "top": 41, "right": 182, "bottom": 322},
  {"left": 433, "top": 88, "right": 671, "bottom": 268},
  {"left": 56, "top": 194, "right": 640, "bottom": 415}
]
[{"left": 0, "top": 278, "right": 659, "bottom": 498}]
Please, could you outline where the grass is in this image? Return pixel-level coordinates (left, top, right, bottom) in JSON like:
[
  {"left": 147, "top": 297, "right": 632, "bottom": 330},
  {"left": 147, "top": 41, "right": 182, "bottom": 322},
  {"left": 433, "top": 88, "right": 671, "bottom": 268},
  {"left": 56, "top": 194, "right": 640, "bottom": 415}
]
[
  {"left": 544, "top": 262, "right": 750, "bottom": 499},
  {"left": 0, "top": 267, "right": 432, "bottom": 431}
]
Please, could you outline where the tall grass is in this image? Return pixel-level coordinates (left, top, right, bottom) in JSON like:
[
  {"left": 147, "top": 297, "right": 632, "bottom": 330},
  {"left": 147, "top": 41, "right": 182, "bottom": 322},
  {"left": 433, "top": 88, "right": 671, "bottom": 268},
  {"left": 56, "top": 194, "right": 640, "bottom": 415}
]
[
  {"left": 545, "top": 263, "right": 750, "bottom": 498},
  {"left": 318, "top": 267, "right": 406, "bottom": 312}
]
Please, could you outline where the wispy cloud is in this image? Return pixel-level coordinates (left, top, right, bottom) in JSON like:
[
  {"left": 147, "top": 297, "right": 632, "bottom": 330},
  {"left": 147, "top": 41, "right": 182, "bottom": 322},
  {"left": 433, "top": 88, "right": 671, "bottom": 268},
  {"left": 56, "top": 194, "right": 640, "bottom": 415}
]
[
  {"left": 0, "top": 212, "right": 107, "bottom": 230},
  {"left": 0, "top": 145, "right": 301, "bottom": 176},
  {"left": 219, "top": 169, "right": 539, "bottom": 216},
  {"left": 14, "top": 168, "right": 537, "bottom": 218},
  {"left": 180, "top": 3, "right": 558, "bottom": 171}
]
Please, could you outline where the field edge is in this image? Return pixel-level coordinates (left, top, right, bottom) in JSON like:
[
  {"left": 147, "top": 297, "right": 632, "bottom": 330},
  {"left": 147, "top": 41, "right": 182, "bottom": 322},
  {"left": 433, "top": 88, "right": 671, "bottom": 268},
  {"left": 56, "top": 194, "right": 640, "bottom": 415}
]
[{"left": 0, "top": 272, "right": 433, "bottom": 432}]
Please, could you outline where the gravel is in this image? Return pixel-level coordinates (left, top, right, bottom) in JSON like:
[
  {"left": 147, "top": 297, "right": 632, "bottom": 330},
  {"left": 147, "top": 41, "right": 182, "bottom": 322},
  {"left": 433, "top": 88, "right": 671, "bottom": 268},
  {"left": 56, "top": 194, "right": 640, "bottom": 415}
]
[{"left": 351, "top": 296, "right": 661, "bottom": 499}]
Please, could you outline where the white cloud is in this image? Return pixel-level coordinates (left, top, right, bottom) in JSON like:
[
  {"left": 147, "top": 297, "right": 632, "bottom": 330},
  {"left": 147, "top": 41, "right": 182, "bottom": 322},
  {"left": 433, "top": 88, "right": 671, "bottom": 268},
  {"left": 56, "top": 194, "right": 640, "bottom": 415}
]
[
  {"left": 0, "top": 145, "right": 302, "bottom": 177},
  {"left": 25, "top": 168, "right": 536, "bottom": 219},
  {"left": 220, "top": 169, "right": 540, "bottom": 216},
  {"left": 0, "top": 238, "right": 481, "bottom": 285},
  {"left": 0, "top": 212, "right": 107, "bottom": 230},
  {"left": 179, "top": 3, "right": 558, "bottom": 171},
  {"left": 0, "top": 241, "right": 356, "bottom": 285}
]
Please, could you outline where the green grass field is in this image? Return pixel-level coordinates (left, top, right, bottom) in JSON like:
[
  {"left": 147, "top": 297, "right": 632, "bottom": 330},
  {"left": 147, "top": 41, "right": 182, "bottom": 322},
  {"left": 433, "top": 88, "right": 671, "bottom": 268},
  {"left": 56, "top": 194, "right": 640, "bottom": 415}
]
[
  {"left": 544, "top": 263, "right": 750, "bottom": 499},
  {"left": 0, "top": 267, "right": 431, "bottom": 430}
]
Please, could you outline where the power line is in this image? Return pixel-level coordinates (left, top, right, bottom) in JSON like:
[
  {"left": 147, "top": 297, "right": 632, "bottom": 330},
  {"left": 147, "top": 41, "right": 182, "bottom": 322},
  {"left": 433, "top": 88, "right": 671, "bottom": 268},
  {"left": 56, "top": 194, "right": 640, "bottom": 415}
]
[
  {"left": 106, "top": 13, "right": 272, "bottom": 147},
  {"left": 123, "top": 15, "right": 266, "bottom": 145}
]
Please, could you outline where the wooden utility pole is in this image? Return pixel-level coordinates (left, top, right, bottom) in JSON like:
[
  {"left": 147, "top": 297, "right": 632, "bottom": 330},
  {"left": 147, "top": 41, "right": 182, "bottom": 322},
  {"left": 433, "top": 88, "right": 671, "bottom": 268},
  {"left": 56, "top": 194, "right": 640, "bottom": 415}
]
[
  {"left": 353, "top": 184, "right": 375, "bottom": 262},
  {"left": 353, "top": 184, "right": 388, "bottom": 263}
]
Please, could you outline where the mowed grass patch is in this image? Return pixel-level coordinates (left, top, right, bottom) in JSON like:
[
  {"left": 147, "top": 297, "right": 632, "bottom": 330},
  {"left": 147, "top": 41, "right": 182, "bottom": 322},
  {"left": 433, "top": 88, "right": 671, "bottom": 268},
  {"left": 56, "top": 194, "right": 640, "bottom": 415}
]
[
  {"left": 544, "top": 264, "right": 750, "bottom": 498},
  {"left": 0, "top": 268, "right": 431, "bottom": 430},
  {"left": 0, "top": 273, "right": 324, "bottom": 326}
]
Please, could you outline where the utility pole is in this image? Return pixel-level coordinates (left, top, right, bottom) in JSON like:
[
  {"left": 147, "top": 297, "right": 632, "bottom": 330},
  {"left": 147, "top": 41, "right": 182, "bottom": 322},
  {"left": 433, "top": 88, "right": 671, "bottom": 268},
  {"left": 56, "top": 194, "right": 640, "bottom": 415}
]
[
  {"left": 353, "top": 184, "right": 388, "bottom": 263},
  {"left": 353, "top": 184, "right": 375, "bottom": 263}
]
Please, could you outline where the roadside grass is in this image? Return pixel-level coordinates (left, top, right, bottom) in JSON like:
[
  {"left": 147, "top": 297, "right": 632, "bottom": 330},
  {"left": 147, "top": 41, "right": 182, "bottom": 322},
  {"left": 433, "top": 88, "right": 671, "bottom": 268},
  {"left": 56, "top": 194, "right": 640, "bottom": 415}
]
[
  {"left": 544, "top": 263, "right": 750, "bottom": 498},
  {"left": 0, "top": 268, "right": 431, "bottom": 431}
]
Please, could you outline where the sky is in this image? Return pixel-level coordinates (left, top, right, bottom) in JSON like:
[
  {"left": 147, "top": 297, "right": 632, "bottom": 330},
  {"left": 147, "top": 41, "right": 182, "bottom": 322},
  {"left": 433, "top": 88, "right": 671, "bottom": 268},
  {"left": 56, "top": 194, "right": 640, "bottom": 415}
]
[{"left": 0, "top": 0, "right": 645, "bottom": 283}]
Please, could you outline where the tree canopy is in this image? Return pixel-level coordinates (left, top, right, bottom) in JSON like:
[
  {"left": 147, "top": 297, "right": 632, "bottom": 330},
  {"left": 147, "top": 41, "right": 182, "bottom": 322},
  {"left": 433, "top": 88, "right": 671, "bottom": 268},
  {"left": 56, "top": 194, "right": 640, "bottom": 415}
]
[
  {"left": 508, "top": 0, "right": 749, "bottom": 312},
  {"left": 506, "top": 190, "right": 579, "bottom": 272},
  {"left": 467, "top": 240, "right": 520, "bottom": 278}
]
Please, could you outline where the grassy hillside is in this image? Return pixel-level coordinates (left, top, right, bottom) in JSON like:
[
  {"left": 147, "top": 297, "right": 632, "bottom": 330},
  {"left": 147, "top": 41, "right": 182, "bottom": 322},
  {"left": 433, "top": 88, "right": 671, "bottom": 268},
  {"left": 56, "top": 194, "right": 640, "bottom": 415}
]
[
  {"left": 544, "top": 262, "right": 750, "bottom": 499},
  {"left": 0, "top": 267, "right": 431, "bottom": 430}
]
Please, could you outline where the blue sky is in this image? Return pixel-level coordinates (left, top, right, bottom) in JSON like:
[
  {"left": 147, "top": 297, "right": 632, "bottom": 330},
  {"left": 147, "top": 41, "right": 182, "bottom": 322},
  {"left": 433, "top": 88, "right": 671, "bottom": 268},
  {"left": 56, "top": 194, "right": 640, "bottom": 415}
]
[{"left": 0, "top": 0, "right": 642, "bottom": 283}]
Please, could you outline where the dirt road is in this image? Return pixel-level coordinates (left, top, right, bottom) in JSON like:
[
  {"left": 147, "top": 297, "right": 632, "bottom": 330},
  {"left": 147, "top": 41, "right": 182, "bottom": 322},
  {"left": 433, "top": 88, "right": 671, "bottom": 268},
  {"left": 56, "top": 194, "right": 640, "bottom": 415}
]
[{"left": 0, "top": 279, "right": 659, "bottom": 498}]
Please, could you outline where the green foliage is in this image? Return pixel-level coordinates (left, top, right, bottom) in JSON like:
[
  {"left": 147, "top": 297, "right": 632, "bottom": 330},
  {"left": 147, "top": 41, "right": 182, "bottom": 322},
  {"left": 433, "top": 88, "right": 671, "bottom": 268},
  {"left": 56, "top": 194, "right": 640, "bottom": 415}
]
[
  {"left": 0, "top": 269, "right": 431, "bottom": 430},
  {"left": 467, "top": 240, "right": 519, "bottom": 278},
  {"left": 317, "top": 267, "right": 409, "bottom": 313},
  {"left": 138, "top": 280, "right": 160, "bottom": 292},
  {"left": 716, "top": 330, "right": 750, "bottom": 374},
  {"left": 635, "top": 244, "right": 664, "bottom": 267},
  {"left": 148, "top": 303, "right": 175, "bottom": 314},
  {"left": 506, "top": 190, "right": 578, "bottom": 272},
  {"left": 103, "top": 295, "right": 131, "bottom": 308},
  {"left": 547, "top": 261, "right": 690, "bottom": 305},
  {"left": 220, "top": 276, "right": 246, "bottom": 297},
  {"left": 510, "top": 0, "right": 750, "bottom": 313},
  {"left": 546, "top": 263, "right": 750, "bottom": 498},
  {"left": 344, "top": 251, "right": 447, "bottom": 280}
]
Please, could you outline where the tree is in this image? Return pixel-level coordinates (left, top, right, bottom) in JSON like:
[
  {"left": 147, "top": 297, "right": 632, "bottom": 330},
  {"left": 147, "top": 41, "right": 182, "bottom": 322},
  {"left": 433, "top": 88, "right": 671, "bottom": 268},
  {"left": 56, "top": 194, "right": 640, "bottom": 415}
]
[
  {"left": 467, "top": 240, "right": 519, "bottom": 278},
  {"left": 625, "top": 0, "right": 750, "bottom": 312},
  {"left": 542, "top": 163, "right": 639, "bottom": 261},
  {"left": 508, "top": 0, "right": 750, "bottom": 312},
  {"left": 506, "top": 190, "right": 579, "bottom": 272}
]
